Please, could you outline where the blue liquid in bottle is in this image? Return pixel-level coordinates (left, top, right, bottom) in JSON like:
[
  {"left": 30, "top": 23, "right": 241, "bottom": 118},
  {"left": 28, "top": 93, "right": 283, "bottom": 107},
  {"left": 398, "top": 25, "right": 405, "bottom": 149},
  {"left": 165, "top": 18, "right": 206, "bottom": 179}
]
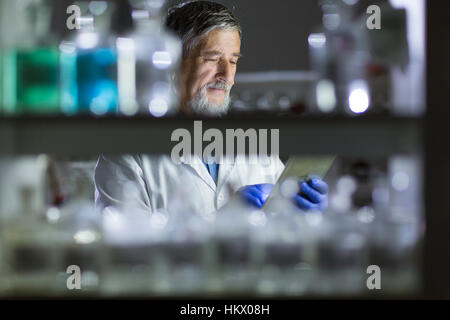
[{"left": 76, "top": 48, "right": 118, "bottom": 115}]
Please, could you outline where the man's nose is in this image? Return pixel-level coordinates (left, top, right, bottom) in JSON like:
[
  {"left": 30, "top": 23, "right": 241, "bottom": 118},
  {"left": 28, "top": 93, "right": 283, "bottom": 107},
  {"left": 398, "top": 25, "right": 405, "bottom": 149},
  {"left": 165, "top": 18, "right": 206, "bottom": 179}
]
[{"left": 216, "top": 61, "right": 234, "bottom": 86}]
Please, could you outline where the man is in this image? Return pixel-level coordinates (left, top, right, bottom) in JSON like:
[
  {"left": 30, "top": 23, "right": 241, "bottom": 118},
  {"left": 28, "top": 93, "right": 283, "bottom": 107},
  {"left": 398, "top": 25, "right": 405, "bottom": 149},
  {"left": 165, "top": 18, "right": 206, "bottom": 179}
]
[{"left": 94, "top": 1, "right": 328, "bottom": 215}]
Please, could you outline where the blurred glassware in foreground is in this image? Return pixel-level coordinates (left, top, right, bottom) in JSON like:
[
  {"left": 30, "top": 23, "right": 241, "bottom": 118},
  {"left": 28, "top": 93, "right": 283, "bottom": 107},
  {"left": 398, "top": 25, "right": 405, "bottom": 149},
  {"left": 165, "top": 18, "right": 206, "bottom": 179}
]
[
  {"left": 0, "top": 155, "right": 423, "bottom": 297},
  {"left": 0, "top": 156, "right": 59, "bottom": 293}
]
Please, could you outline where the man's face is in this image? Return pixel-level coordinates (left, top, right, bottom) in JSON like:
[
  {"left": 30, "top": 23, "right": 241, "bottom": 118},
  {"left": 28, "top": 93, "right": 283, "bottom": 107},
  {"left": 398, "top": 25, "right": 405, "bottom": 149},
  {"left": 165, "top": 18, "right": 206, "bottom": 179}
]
[{"left": 179, "top": 28, "right": 241, "bottom": 115}]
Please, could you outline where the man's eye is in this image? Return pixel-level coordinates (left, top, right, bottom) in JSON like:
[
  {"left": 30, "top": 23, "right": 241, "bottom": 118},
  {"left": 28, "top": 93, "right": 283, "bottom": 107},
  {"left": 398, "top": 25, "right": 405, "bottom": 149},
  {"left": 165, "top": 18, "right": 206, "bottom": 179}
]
[
  {"left": 230, "top": 60, "right": 238, "bottom": 65},
  {"left": 205, "top": 58, "right": 219, "bottom": 62}
]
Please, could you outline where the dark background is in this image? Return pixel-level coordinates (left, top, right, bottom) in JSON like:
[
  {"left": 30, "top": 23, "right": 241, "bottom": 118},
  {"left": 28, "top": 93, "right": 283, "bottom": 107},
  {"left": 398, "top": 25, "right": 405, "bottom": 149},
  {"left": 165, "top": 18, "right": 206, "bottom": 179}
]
[{"left": 166, "top": 0, "right": 323, "bottom": 72}]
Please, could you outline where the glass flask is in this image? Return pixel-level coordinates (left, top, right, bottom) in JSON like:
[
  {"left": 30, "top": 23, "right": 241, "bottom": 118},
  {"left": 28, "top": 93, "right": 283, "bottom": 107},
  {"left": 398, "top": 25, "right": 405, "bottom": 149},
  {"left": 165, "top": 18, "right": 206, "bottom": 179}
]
[
  {"left": 116, "top": 0, "right": 181, "bottom": 116},
  {"left": 1, "top": 0, "right": 60, "bottom": 115}
]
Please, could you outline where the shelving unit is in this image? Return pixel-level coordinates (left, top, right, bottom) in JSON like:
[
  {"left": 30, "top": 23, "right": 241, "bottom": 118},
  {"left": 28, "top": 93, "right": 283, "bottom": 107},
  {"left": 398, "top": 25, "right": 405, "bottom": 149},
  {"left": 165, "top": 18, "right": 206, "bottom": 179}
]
[
  {"left": 0, "top": 1, "right": 447, "bottom": 300},
  {"left": 0, "top": 115, "right": 421, "bottom": 156},
  {"left": 423, "top": 0, "right": 450, "bottom": 300},
  {"left": 0, "top": 112, "right": 427, "bottom": 299}
]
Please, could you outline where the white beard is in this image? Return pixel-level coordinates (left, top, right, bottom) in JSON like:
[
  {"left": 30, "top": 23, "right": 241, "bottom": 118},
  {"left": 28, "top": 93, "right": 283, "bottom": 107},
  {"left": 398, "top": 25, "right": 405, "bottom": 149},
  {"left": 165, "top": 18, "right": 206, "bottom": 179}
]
[{"left": 188, "top": 82, "right": 231, "bottom": 116}]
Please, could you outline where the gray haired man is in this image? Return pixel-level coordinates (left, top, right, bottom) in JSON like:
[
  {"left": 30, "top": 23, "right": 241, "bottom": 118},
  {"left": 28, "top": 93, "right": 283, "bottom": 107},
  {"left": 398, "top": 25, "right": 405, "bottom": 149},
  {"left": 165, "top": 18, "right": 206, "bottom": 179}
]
[
  {"left": 94, "top": 1, "right": 328, "bottom": 214},
  {"left": 166, "top": 1, "right": 242, "bottom": 116}
]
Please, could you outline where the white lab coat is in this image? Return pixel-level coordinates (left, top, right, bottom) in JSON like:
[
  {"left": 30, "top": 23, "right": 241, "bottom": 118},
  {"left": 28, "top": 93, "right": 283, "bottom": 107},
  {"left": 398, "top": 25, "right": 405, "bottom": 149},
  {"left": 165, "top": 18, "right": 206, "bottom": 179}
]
[{"left": 94, "top": 154, "right": 285, "bottom": 216}]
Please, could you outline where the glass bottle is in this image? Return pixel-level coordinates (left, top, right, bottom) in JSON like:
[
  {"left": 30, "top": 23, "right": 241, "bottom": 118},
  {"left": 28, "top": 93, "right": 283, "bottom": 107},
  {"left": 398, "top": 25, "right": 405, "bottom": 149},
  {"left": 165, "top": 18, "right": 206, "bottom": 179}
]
[{"left": 60, "top": 4, "right": 119, "bottom": 115}]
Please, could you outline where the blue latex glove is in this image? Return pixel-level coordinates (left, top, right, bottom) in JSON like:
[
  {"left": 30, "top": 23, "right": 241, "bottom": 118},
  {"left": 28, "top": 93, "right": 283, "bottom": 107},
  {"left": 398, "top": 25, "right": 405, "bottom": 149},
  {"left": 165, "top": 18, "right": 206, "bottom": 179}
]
[
  {"left": 294, "top": 178, "right": 329, "bottom": 212},
  {"left": 239, "top": 183, "right": 274, "bottom": 208}
]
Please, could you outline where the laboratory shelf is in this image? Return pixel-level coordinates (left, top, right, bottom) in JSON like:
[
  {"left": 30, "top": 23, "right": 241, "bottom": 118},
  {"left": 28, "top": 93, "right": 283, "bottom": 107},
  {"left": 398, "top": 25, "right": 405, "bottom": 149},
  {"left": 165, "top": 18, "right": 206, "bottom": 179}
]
[{"left": 0, "top": 114, "right": 422, "bottom": 156}]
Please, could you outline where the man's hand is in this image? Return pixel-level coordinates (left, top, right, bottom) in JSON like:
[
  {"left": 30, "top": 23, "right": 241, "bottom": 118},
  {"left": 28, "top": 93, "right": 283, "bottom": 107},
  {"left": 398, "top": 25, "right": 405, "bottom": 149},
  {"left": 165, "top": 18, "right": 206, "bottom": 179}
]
[
  {"left": 239, "top": 184, "right": 274, "bottom": 208},
  {"left": 294, "top": 178, "right": 328, "bottom": 212}
]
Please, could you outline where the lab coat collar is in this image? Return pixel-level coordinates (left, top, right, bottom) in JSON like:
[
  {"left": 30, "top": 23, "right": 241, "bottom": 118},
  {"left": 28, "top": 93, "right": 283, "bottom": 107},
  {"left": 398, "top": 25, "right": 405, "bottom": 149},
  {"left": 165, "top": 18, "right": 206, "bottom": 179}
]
[
  {"left": 181, "top": 155, "right": 237, "bottom": 193},
  {"left": 193, "top": 155, "right": 217, "bottom": 191},
  {"left": 216, "top": 159, "right": 237, "bottom": 196}
]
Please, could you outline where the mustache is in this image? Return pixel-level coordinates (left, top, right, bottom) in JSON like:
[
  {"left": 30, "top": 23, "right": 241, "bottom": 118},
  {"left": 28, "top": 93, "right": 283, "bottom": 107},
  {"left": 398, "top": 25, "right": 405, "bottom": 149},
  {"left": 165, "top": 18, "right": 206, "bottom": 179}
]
[{"left": 205, "top": 80, "right": 231, "bottom": 91}]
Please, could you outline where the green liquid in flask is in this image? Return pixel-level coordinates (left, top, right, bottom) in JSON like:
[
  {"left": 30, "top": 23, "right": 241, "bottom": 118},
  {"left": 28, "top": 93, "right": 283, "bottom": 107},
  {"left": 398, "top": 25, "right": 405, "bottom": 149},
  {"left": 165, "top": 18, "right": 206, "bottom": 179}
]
[{"left": 3, "top": 48, "right": 60, "bottom": 114}]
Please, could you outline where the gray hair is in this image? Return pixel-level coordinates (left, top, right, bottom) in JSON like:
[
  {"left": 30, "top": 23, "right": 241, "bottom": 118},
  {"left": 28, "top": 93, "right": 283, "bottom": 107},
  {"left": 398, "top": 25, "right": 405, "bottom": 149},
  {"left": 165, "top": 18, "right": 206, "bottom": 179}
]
[{"left": 166, "top": 1, "right": 242, "bottom": 57}]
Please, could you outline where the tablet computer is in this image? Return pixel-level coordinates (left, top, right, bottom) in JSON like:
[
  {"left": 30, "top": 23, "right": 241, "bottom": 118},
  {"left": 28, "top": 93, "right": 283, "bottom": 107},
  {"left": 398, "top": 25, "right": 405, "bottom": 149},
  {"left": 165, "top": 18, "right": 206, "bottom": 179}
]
[{"left": 262, "top": 155, "right": 336, "bottom": 210}]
